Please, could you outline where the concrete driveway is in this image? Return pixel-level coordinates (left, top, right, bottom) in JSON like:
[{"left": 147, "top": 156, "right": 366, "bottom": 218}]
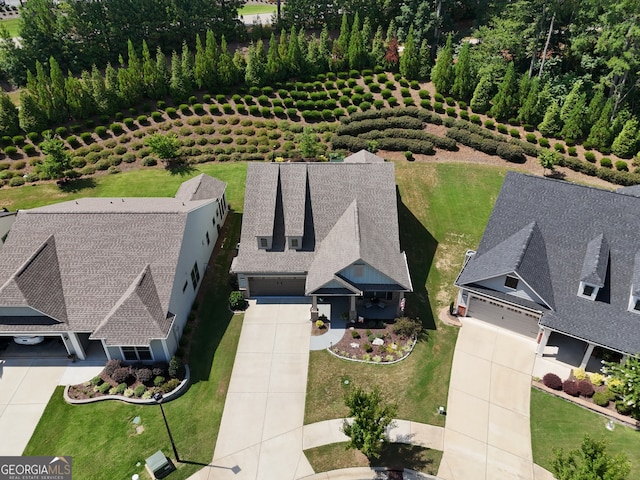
[
  {"left": 0, "top": 355, "right": 104, "bottom": 456},
  {"left": 191, "top": 298, "right": 314, "bottom": 480},
  {"left": 438, "top": 317, "right": 537, "bottom": 480}
]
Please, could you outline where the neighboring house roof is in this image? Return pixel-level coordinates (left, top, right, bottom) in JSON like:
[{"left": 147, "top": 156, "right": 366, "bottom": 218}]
[
  {"left": 232, "top": 156, "right": 412, "bottom": 293},
  {"left": 343, "top": 150, "right": 385, "bottom": 163},
  {"left": 175, "top": 173, "right": 227, "bottom": 202},
  {"left": 0, "top": 174, "right": 225, "bottom": 346},
  {"left": 456, "top": 171, "right": 640, "bottom": 354}
]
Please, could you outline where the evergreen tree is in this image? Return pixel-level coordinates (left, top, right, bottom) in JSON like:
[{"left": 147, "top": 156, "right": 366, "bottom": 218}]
[
  {"left": 361, "top": 16, "right": 372, "bottom": 56},
  {"left": 104, "top": 62, "right": 120, "bottom": 114},
  {"left": 418, "top": 40, "right": 431, "bottom": 80},
  {"left": 125, "top": 39, "right": 144, "bottom": 104},
  {"left": 470, "top": 74, "right": 493, "bottom": 113},
  {"left": 0, "top": 92, "right": 19, "bottom": 136},
  {"left": 203, "top": 30, "right": 219, "bottom": 90},
  {"left": 38, "top": 133, "right": 71, "bottom": 181},
  {"left": 371, "top": 27, "right": 386, "bottom": 67},
  {"left": 333, "top": 13, "right": 350, "bottom": 70},
  {"left": 297, "top": 28, "right": 309, "bottom": 75},
  {"left": 451, "top": 41, "right": 474, "bottom": 100},
  {"left": 141, "top": 41, "right": 156, "bottom": 98},
  {"left": 585, "top": 87, "right": 605, "bottom": 134},
  {"left": 18, "top": 91, "right": 47, "bottom": 133},
  {"left": 306, "top": 34, "right": 321, "bottom": 76},
  {"left": 560, "top": 80, "right": 583, "bottom": 124},
  {"left": 399, "top": 25, "right": 419, "bottom": 80},
  {"left": 533, "top": 82, "right": 552, "bottom": 126},
  {"left": 431, "top": 34, "right": 454, "bottom": 95},
  {"left": 153, "top": 46, "right": 170, "bottom": 99},
  {"left": 169, "top": 50, "right": 187, "bottom": 102},
  {"left": 89, "top": 64, "right": 109, "bottom": 115},
  {"left": 537, "top": 101, "right": 562, "bottom": 138},
  {"left": 65, "top": 73, "right": 94, "bottom": 120},
  {"left": 318, "top": 26, "right": 331, "bottom": 71},
  {"left": 611, "top": 117, "right": 639, "bottom": 158},
  {"left": 194, "top": 34, "right": 207, "bottom": 89},
  {"left": 33, "top": 60, "right": 53, "bottom": 123},
  {"left": 286, "top": 26, "right": 303, "bottom": 76},
  {"left": 266, "top": 32, "right": 284, "bottom": 82},
  {"left": 217, "top": 36, "right": 235, "bottom": 87},
  {"left": 560, "top": 93, "right": 586, "bottom": 141},
  {"left": 232, "top": 50, "right": 245, "bottom": 84},
  {"left": 517, "top": 77, "right": 540, "bottom": 125},
  {"left": 180, "top": 41, "right": 193, "bottom": 95},
  {"left": 489, "top": 62, "right": 518, "bottom": 120},
  {"left": 586, "top": 100, "right": 614, "bottom": 151},
  {"left": 245, "top": 40, "right": 267, "bottom": 87},
  {"left": 348, "top": 14, "right": 367, "bottom": 71},
  {"left": 49, "top": 56, "right": 67, "bottom": 123}
]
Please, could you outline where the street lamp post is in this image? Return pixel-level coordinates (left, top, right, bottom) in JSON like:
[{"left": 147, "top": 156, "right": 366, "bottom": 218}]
[{"left": 153, "top": 392, "right": 180, "bottom": 463}]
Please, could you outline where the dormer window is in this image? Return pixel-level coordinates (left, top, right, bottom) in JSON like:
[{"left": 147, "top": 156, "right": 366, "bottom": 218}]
[
  {"left": 259, "top": 237, "right": 268, "bottom": 249},
  {"left": 578, "top": 281, "right": 598, "bottom": 300},
  {"left": 634, "top": 299, "right": 640, "bottom": 312},
  {"left": 291, "top": 238, "right": 299, "bottom": 248},
  {"left": 504, "top": 276, "right": 519, "bottom": 289}
]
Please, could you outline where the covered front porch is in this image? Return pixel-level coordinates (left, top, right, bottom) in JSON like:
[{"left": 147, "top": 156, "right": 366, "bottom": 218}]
[{"left": 313, "top": 295, "right": 403, "bottom": 323}]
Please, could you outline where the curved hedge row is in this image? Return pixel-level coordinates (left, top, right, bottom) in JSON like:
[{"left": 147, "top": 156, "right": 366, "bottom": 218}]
[
  {"left": 359, "top": 128, "right": 458, "bottom": 151},
  {"left": 446, "top": 127, "right": 526, "bottom": 163},
  {"left": 335, "top": 116, "right": 424, "bottom": 136},
  {"left": 331, "top": 135, "right": 435, "bottom": 156},
  {"left": 342, "top": 107, "right": 443, "bottom": 126}
]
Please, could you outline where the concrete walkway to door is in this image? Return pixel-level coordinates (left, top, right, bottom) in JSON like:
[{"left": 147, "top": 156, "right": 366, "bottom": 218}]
[
  {"left": 189, "top": 298, "right": 315, "bottom": 480},
  {"left": 437, "top": 316, "right": 544, "bottom": 480}
]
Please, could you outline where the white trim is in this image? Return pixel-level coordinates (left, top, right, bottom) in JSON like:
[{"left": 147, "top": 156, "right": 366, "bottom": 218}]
[
  {"left": 119, "top": 345, "right": 154, "bottom": 362},
  {"left": 577, "top": 281, "right": 598, "bottom": 301}
]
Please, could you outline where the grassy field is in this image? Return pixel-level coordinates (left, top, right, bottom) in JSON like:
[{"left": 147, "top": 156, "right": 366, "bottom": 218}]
[
  {"left": 23, "top": 183, "right": 245, "bottom": 479},
  {"left": 0, "top": 163, "right": 247, "bottom": 211},
  {"left": 305, "top": 442, "right": 443, "bottom": 476},
  {"left": 305, "top": 162, "right": 506, "bottom": 427},
  {"left": 530, "top": 388, "right": 640, "bottom": 477},
  {"left": 0, "top": 17, "right": 20, "bottom": 37},
  {"left": 238, "top": 4, "right": 276, "bottom": 15}
]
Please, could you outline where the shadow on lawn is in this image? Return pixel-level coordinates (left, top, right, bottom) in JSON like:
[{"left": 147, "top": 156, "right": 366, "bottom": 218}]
[
  {"left": 371, "top": 443, "right": 438, "bottom": 474},
  {"left": 59, "top": 177, "right": 96, "bottom": 193},
  {"left": 188, "top": 212, "right": 242, "bottom": 383},
  {"left": 397, "top": 189, "right": 437, "bottom": 332}
]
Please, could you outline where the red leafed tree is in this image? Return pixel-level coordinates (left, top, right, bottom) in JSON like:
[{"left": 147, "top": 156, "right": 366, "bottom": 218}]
[{"left": 384, "top": 37, "right": 399, "bottom": 69}]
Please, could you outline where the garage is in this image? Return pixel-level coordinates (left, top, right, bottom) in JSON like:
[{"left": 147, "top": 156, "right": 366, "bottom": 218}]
[
  {"left": 248, "top": 276, "right": 306, "bottom": 296},
  {"left": 467, "top": 295, "right": 540, "bottom": 338}
]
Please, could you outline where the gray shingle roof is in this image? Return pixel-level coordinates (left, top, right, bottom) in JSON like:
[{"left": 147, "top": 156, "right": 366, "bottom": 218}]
[
  {"left": 580, "top": 234, "right": 609, "bottom": 287},
  {"left": 457, "top": 171, "right": 640, "bottom": 354},
  {"left": 344, "top": 150, "right": 385, "bottom": 163},
  {"left": 175, "top": 173, "right": 226, "bottom": 202},
  {"left": 233, "top": 160, "right": 412, "bottom": 292},
  {"left": 0, "top": 174, "right": 225, "bottom": 346}
]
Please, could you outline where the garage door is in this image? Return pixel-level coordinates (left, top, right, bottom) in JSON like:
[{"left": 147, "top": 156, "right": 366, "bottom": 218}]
[
  {"left": 467, "top": 296, "right": 540, "bottom": 338},
  {"left": 249, "top": 277, "right": 306, "bottom": 296}
]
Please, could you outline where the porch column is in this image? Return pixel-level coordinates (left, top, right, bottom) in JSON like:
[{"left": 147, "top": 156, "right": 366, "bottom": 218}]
[
  {"left": 580, "top": 343, "right": 595, "bottom": 369},
  {"left": 66, "top": 332, "right": 86, "bottom": 360},
  {"left": 310, "top": 295, "right": 318, "bottom": 321},
  {"left": 397, "top": 291, "right": 405, "bottom": 316},
  {"left": 349, "top": 296, "right": 357, "bottom": 321},
  {"left": 536, "top": 328, "right": 551, "bottom": 357}
]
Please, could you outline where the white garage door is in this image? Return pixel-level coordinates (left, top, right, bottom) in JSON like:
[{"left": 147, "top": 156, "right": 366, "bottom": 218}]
[{"left": 467, "top": 296, "right": 540, "bottom": 338}]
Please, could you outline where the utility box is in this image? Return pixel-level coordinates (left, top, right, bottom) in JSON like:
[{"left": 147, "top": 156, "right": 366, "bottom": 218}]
[{"left": 145, "top": 450, "right": 176, "bottom": 479}]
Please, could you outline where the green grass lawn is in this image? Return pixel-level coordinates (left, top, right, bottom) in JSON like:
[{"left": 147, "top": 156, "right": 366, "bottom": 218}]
[
  {"left": 0, "top": 163, "right": 247, "bottom": 211},
  {"left": 238, "top": 4, "right": 276, "bottom": 15},
  {"left": 304, "top": 442, "right": 443, "bottom": 476},
  {"left": 23, "top": 189, "right": 245, "bottom": 479},
  {"left": 530, "top": 388, "right": 640, "bottom": 477},
  {"left": 0, "top": 17, "right": 20, "bottom": 37},
  {"left": 305, "top": 162, "right": 506, "bottom": 427}
]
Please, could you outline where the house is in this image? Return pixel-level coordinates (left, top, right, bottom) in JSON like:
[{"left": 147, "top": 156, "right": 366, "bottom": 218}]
[
  {"left": 455, "top": 171, "right": 640, "bottom": 367},
  {"left": 230, "top": 151, "right": 412, "bottom": 320},
  {"left": 0, "top": 174, "right": 229, "bottom": 362}
]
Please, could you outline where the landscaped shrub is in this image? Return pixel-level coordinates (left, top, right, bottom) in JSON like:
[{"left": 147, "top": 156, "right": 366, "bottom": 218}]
[
  {"left": 525, "top": 133, "right": 537, "bottom": 143},
  {"left": 484, "top": 119, "right": 495, "bottom": 129},
  {"left": 351, "top": 330, "right": 361, "bottom": 339},
  {"left": 229, "top": 290, "right": 247, "bottom": 310},
  {"left": 616, "top": 160, "right": 629, "bottom": 171},
  {"left": 364, "top": 343, "right": 373, "bottom": 353},
  {"left": 458, "top": 100, "right": 467, "bottom": 110},
  {"left": 592, "top": 391, "right": 610, "bottom": 407},
  {"left": 154, "top": 375, "right": 166, "bottom": 387},
  {"left": 538, "top": 138, "right": 550, "bottom": 148},
  {"left": 497, "top": 124, "right": 508, "bottom": 134},
  {"left": 577, "top": 379, "right": 595, "bottom": 397},
  {"left": 600, "top": 157, "right": 612, "bottom": 168},
  {"left": 542, "top": 373, "right": 562, "bottom": 390},
  {"left": 509, "top": 128, "right": 520, "bottom": 138},
  {"left": 111, "top": 367, "right": 131, "bottom": 384},
  {"left": 9, "top": 176, "right": 24, "bottom": 187},
  {"left": 615, "top": 400, "right": 633, "bottom": 416},
  {"left": 12, "top": 160, "right": 26, "bottom": 170},
  {"left": 27, "top": 132, "right": 40, "bottom": 142},
  {"left": 136, "top": 368, "right": 153, "bottom": 384},
  {"left": 133, "top": 385, "right": 146, "bottom": 397},
  {"left": 404, "top": 151, "right": 413, "bottom": 160},
  {"left": 434, "top": 92, "right": 444, "bottom": 102},
  {"left": 142, "top": 157, "right": 157, "bottom": 167},
  {"left": 94, "top": 126, "right": 108, "bottom": 137},
  {"left": 433, "top": 102, "right": 444, "bottom": 113},
  {"left": 23, "top": 144, "right": 36, "bottom": 156},
  {"left": 113, "top": 383, "right": 127, "bottom": 394},
  {"left": 392, "top": 317, "right": 422, "bottom": 338},
  {"left": 562, "top": 379, "right": 579, "bottom": 396},
  {"left": 98, "top": 382, "right": 111, "bottom": 394},
  {"left": 445, "top": 107, "right": 456, "bottom": 117},
  {"left": 496, "top": 143, "right": 525, "bottom": 163},
  {"left": 567, "top": 146, "right": 577, "bottom": 156},
  {"left": 403, "top": 97, "right": 415, "bottom": 106},
  {"left": 3, "top": 146, "right": 17, "bottom": 156},
  {"left": 584, "top": 151, "right": 596, "bottom": 163},
  {"left": 554, "top": 142, "right": 565, "bottom": 153},
  {"left": 168, "top": 355, "right": 184, "bottom": 378}
]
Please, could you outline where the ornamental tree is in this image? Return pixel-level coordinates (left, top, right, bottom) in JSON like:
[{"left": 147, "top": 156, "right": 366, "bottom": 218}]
[
  {"left": 551, "top": 435, "right": 630, "bottom": 480},
  {"left": 38, "top": 133, "right": 72, "bottom": 182},
  {"left": 342, "top": 385, "right": 397, "bottom": 459},
  {"left": 145, "top": 133, "right": 180, "bottom": 164},
  {"left": 602, "top": 355, "right": 640, "bottom": 419}
]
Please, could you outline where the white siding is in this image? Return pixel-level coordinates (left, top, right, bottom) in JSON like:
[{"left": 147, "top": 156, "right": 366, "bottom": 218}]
[
  {"left": 150, "top": 339, "right": 166, "bottom": 361},
  {"left": 477, "top": 274, "right": 546, "bottom": 306}
]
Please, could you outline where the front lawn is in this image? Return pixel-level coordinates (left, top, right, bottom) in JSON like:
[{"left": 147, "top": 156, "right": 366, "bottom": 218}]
[
  {"left": 23, "top": 199, "right": 245, "bottom": 479},
  {"left": 530, "top": 387, "right": 640, "bottom": 478},
  {"left": 238, "top": 4, "right": 276, "bottom": 15},
  {"left": 305, "top": 163, "right": 506, "bottom": 427},
  {"left": 0, "top": 17, "right": 20, "bottom": 37}
]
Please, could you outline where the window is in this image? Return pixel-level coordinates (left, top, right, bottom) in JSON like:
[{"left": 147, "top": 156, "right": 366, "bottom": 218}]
[
  {"left": 582, "top": 285, "right": 594, "bottom": 297},
  {"left": 504, "top": 276, "right": 519, "bottom": 289},
  {"left": 182, "top": 280, "right": 188, "bottom": 293},
  {"left": 634, "top": 299, "right": 640, "bottom": 311},
  {"left": 260, "top": 237, "right": 268, "bottom": 248},
  {"left": 191, "top": 262, "right": 200, "bottom": 289},
  {"left": 206, "top": 231, "right": 210, "bottom": 245},
  {"left": 291, "top": 238, "right": 299, "bottom": 248},
  {"left": 122, "top": 346, "right": 152, "bottom": 361}
]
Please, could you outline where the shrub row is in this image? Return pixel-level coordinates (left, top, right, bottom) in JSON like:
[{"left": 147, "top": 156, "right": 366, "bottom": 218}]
[
  {"left": 342, "top": 107, "right": 442, "bottom": 126},
  {"left": 359, "top": 128, "right": 458, "bottom": 151},
  {"left": 331, "top": 135, "right": 434, "bottom": 155},
  {"left": 555, "top": 155, "right": 640, "bottom": 186},
  {"left": 335, "top": 116, "right": 423, "bottom": 136}
]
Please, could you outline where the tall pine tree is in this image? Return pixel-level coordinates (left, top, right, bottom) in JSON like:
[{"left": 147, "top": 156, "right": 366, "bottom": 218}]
[
  {"left": 451, "top": 41, "right": 474, "bottom": 101},
  {"left": 399, "top": 25, "right": 419, "bottom": 80},
  {"left": 431, "top": 34, "right": 454, "bottom": 95},
  {"left": 489, "top": 62, "right": 518, "bottom": 120}
]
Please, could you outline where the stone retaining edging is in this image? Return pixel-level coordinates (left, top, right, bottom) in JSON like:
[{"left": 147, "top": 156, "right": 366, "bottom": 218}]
[
  {"left": 64, "top": 365, "right": 190, "bottom": 405},
  {"left": 326, "top": 338, "right": 418, "bottom": 365}
]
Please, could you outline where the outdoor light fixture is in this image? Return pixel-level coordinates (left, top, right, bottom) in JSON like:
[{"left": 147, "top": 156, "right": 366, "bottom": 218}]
[
  {"left": 153, "top": 392, "right": 180, "bottom": 462},
  {"left": 438, "top": 406, "right": 446, "bottom": 415}
]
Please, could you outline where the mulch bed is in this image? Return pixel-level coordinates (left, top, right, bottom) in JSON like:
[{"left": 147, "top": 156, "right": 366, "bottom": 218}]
[{"left": 330, "top": 319, "right": 415, "bottom": 363}]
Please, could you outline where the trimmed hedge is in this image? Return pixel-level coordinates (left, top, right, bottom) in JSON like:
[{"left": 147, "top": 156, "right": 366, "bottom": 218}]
[
  {"left": 542, "top": 373, "right": 562, "bottom": 390},
  {"left": 562, "top": 379, "right": 579, "bottom": 396}
]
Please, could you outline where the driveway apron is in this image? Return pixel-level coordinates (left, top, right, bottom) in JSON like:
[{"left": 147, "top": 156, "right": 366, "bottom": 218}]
[
  {"left": 197, "top": 299, "right": 314, "bottom": 480},
  {"left": 438, "top": 317, "right": 537, "bottom": 480}
]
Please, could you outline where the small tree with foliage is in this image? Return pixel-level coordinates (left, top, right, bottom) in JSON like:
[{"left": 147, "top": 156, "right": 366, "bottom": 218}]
[
  {"left": 298, "top": 127, "right": 320, "bottom": 159},
  {"left": 145, "top": 133, "right": 180, "bottom": 164},
  {"left": 602, "top": 355, "right": 640, "bottom": 419},
  {"left": 39, "top": 133, "right": 72, "bottom": 182},
  {"left": 551, "top": 435, "right": 630, "bottom": 480},
  {"left": 538, "top": 148, "right": 557, "bottom": 175},
  {"left": 342, "top": 385, "right": 397, "bottom": 459},
  {"left": 470, "top": 74, "right": 492, "bottom": 114},
  {"left": 538, "top": 101, "right": 562, "bottom": 138},
  {"left": 431, "top": 34, "right": 454, "bottom": 95},
  {"left": 229, "top": 291, "right": 247, "bottom": 311},
  {"left": 611, "top": 118, "right": 639, "bottom": 159}
]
